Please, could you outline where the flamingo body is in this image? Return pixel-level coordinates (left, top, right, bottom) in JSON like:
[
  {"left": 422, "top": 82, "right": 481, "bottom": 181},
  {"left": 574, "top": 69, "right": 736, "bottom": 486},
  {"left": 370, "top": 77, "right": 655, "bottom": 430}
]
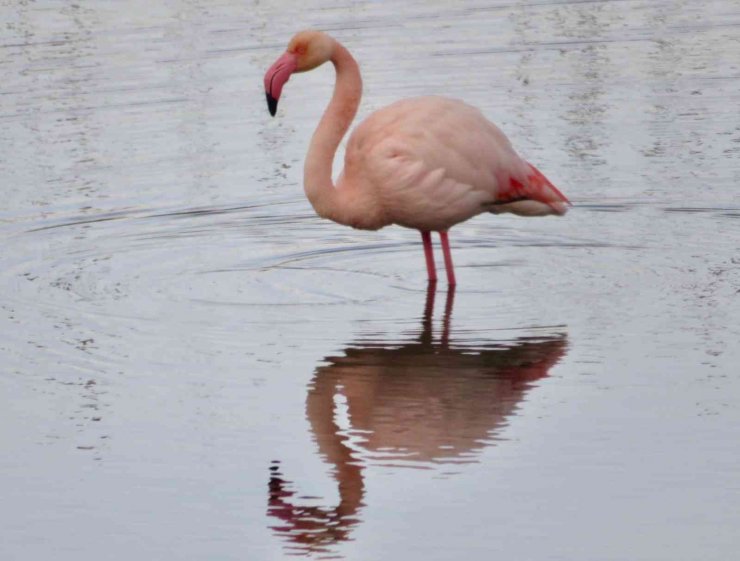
[
  {"left": 264, "top": 31, "right": 570, "bottom": 285},
  {"left": 340, "top": 96, "right": 567, "bottom": 232}
]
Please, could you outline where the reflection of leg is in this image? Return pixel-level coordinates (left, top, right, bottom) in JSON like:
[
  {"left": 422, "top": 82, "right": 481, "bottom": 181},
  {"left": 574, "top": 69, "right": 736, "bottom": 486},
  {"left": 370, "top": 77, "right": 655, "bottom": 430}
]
[
  {"left": 420, "top": 281, "right": 436, "bottom": 345},
  {"left": 441, "top": 284, "right": 455, "bottom": 347},
  {"left": 439, "top": 231, "right": 456, "bottom": 286},
  {"left": 420, "top": 231, "right": 437, "bottom": 283}
]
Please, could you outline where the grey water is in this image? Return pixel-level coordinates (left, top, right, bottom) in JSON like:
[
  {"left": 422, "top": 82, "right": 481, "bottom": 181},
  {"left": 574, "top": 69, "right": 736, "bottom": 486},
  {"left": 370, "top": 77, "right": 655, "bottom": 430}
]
[{"left": 1, "top": 1, "right": 739, "bottom": 560}]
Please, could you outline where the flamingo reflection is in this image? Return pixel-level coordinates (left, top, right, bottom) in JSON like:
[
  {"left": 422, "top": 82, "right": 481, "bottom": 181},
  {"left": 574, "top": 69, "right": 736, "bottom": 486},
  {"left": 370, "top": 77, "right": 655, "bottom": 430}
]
[{"left": 268, "top": 286, "right": 568, "bottom": 556}]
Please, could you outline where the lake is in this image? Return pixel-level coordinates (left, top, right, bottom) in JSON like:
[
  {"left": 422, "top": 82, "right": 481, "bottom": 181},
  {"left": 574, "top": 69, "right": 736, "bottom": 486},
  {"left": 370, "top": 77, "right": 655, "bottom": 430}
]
[{"left": 1, "top": 1, "right": 739, "bottom": 560}]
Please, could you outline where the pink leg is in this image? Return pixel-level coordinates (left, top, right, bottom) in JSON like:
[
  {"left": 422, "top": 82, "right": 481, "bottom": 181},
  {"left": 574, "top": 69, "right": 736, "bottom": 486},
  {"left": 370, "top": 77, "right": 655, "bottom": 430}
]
[
  {"left": 439, "top": 231, "right": 456, "bottom": 286},
  {"left": 420, "top": 231, "right": 437, "bottom": 283}
]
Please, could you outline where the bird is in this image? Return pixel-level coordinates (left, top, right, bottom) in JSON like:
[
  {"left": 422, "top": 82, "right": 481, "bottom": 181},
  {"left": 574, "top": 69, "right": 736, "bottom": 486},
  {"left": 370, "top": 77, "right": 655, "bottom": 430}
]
[{"left": 263, "top": 30, "right": 570, "bottom": 285}]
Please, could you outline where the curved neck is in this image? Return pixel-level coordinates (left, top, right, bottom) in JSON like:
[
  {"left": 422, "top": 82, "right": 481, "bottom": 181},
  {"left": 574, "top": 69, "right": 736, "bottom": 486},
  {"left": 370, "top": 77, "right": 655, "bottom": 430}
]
[{"left": 303, "top": 42, "right": 362, "bottom": 220}]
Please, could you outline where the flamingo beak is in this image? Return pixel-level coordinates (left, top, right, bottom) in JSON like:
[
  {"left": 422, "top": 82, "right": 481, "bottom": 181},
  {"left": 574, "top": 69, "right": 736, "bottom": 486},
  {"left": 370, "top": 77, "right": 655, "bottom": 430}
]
[{"left": 264, "top": 52, "right": 298, "bottom": 116}]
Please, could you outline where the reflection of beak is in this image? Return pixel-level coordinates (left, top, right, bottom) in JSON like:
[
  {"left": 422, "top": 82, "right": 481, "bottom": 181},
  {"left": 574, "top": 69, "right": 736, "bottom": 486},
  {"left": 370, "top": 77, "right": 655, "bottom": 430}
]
[{"left": 264, "top": 52, "right": 298, "bottom": 116}]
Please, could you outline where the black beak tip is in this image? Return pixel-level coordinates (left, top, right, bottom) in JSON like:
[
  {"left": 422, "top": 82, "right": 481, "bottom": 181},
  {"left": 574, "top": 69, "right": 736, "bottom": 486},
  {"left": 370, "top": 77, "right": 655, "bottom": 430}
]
[{"left": 266, "top": 92, "right": 278, "bottom": 117}]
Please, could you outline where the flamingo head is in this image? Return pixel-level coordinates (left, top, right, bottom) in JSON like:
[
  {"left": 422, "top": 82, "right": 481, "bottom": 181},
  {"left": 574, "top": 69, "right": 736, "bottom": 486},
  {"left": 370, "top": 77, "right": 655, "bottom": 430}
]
[{"left": 264, "top": 30, "right": 334, "bottom": 116}]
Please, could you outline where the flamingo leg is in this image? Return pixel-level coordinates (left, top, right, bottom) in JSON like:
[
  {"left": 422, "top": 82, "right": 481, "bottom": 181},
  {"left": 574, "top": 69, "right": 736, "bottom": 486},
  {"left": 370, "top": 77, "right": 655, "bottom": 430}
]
[
  {"left": 439, "top": 231, "right": 456, "bottom": 286},
  {"left": 420, "top": 231, "right": 437, "bottom": 283}
]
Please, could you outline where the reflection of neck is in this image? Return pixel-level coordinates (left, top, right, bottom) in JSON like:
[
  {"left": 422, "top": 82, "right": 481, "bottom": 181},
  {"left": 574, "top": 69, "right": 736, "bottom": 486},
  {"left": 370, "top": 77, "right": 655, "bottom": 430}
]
[
  {"left": 307, "top": 373, "right": 365, "bottom": 514},
  {"left": 266, "top": 375, "right": 365, "bottom": 554},
  {"left": 267, "top": 426, "right": 363, "bottom": 551},
  {"left": 303, "top": 42, "right": 362, "bottom": 223}
]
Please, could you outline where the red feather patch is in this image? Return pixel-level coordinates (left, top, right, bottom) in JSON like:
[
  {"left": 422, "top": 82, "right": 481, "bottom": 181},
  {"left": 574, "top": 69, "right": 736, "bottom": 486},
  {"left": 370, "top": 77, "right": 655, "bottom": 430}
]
[{"left": 497, "top": 163, "right": 570, "bottom": 207}]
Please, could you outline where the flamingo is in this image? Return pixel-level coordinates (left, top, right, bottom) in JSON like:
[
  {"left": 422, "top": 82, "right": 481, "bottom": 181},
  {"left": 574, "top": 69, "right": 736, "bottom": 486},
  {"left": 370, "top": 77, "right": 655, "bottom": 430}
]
[{"left": 264, "top": 30, "right": 570, "bottom": 285}]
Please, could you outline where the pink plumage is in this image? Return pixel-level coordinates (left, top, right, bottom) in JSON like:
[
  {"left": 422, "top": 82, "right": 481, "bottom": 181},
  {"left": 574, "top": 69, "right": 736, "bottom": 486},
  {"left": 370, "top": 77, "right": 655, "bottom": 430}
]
[{"left": 264, "top": 30, "right": 570, "bottom": 285}]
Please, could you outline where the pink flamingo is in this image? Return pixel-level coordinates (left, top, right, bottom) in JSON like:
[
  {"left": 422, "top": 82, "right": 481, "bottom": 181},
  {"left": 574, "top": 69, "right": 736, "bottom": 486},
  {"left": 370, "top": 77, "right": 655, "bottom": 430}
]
[{"left": 264, "top": 30, "right": 570, "bottom": 285}]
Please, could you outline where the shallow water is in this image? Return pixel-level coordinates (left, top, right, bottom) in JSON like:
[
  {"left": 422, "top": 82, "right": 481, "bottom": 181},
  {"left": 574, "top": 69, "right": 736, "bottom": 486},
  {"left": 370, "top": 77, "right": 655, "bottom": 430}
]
[{"left": 2, "top": 1, "right": 740, "bottom": 560}]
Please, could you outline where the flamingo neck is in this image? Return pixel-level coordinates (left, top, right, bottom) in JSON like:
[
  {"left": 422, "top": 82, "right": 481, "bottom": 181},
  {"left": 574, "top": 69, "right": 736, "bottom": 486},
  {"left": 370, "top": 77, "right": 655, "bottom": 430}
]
[{"left": 303, "top": 41, "right": 362, "bottom": 222}]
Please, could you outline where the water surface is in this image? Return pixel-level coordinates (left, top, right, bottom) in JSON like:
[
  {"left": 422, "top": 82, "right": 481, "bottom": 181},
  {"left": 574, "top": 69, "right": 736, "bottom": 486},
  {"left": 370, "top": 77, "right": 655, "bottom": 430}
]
[{"left": 1, "top": 1, "right": 740, "bottom": 560}]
